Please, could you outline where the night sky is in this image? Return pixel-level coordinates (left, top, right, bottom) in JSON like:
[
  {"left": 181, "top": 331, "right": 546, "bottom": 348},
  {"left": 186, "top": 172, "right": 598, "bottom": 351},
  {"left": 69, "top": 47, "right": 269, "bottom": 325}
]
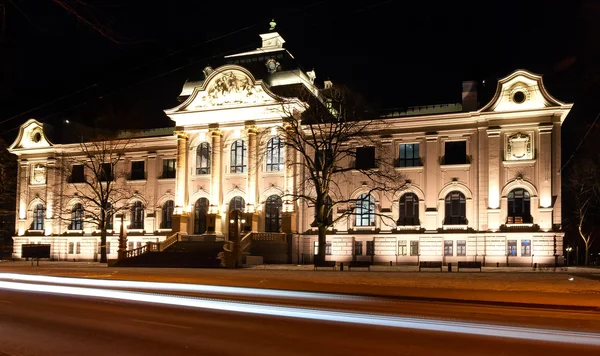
[{"left": 1, "top": 0, "right": 597, "bottom": 139}]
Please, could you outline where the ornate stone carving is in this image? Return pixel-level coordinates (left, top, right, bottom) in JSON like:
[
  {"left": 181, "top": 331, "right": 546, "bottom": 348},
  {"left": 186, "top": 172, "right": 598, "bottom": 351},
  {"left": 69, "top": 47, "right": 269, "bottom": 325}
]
[
  {"left": 506, "top": 133, "right": 532, "bottom": 160},
  {"left": 196, "top": 72, "right": 268, "bottom": 107},
  {"left": 31, "top": 164, "right": 46, "bottom": 185}
]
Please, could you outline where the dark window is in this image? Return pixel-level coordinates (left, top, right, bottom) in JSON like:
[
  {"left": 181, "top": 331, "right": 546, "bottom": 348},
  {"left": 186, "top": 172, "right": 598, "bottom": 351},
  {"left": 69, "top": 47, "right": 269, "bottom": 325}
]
[
  {"left": 410, "top": 241, "right": 419, "bottom": 256},
  {"left": 457, "top": 240, "right": 466, "bottom": 256},
  {"left": 161, "top": 200, "right": 174, "bottom": 229},
  {"left": 398, "top": 193, "right": 419, "bottom": 225},
  {"left": 130, "top": 161, "right": 145, "bottom": 180},
  {"left": 355, "top": 194, "right": 375, "bottom": 227},
  {"left": 444, "top": 240, "right": 453, "bottom": 256},
  {"left": 397, "top": 143, "right": 420, "bottom": 167},
  {"left": 162, "top": 159, "right": 176, "bottom": 178},
  {"left": 265, "top": 195, "right": 282, "bottom": 232},
  {"left": 194, "top": 198, "right": 209, "bottom": 234},
  {"left": 70, "top": 165, "right": 85, "bottom": 183},
  {"left": 68, "top": 242, "right": 74, "bottom": 254},
  {"left": 196, "top": 143, "right": 211, "bottom": 175},
  {"left": 507, "top": 189, "right": 531, "bottom": 224},
  {"left": 104, "top": 203, "right": 113, "bottom": 230},
  {"left": 508, "top": 240, "right": 517, "bottom": 256},
  {"left": 325, "top": 242, "right": 332, "bottom": 255},
  {"left": 398, "top": 240, "right": 407, "bottom": 256},
  {"left": 354, "top": 241, "right": 363, "bottom": 256},
  {"left": 366, "top": 241, "right": 375, "bottom": 256},
  {"left": 136, "top": 242, "right": 142, "bottom": 248},
  {"left": 315, "top": 148, "right": 333, "bottom": 169},
  {"left": 266, "top": 137, "right": 284, "bottom": 172},
  {"left": 76, "top": 242, "right": 81, "bottom": 254},
  {"left": 230, "top": 140, "right": 247, "bottom": 173},
  {"left": 444, "top": 191, "right": 467, "bottom": 225},
  {"left": 355, "top": 146, "right": 376, "bottom": 169},
  {"left": 71, "top": 203, "right": 83, "bottom": 230},
  {"left": 100, "top": 163, "right": 112, "bottom": 181},
  {"left": 521, "top": 240, "right": 531, "bottom": 257},
  {"left": 130, "top": 201, "right": 144, "bottom": 229},
  {"left": 229, "top": 196, "right": 245, "bottom": 212},
  {"left": 33, "top": 204, "right": 44, "bottom": 230},
  {"left": 444, "top": 141, "right": 467, "bottom": 165}
]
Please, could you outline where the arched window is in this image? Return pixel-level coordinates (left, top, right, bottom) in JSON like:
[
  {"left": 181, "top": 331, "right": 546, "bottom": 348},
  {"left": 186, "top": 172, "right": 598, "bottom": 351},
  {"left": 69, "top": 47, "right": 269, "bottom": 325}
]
[
  {"left": 229, "top": 196, "right": 245, "bottom": 212},
  {"left": 507, "top": 188, "right": 531, "bottom": 224},
  {"left": 445, "top": 191, "right": 466, "bottom": 225},
  {"left": 196, "top": 142, "right": 211, "bottom": 175},
  {"left": 130, "top": 201, "right": 144, "bottom": 229},
  {"left": 162, "top": 200, "right": 174, "bottom": 229},
  {"left": 266, "top": 137, "right": 284, "bottom": 172},
  {"left": 230, "top": 140, "right": 247, "bottom": 173},
  {"left": 265, "top": 195, "right": 282, "bottom": 232},
  {"left": 33, "top": 204, "right": 45, "bottom": 230},
  {"left": 71, "top": 203, "right": 84, "bottom": 230},
  {"left": 398, "top": 193, "right": 419, "bottom": 225},
  {"left": 355, "top": 194, "right": 375, "bottom": 227},
  {"left": 194, "top": 198, "right": 209, "bottom": 234}
]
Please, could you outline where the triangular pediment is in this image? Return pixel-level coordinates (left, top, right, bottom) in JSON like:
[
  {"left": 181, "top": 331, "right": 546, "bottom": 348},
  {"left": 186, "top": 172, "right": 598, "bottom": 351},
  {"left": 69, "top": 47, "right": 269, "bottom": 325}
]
[
  {"left": 479, "top": 69, "right": 566, "bottom": 113},
  {"left": 9, "top": 119, "right": 53, "bottom": 151},
  {"left": 166, "top": 65, "right": 280, "bottom": 114}
]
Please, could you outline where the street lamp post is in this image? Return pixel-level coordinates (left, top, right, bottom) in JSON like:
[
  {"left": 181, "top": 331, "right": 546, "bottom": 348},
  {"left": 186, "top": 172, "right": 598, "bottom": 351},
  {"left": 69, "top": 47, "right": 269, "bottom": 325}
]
[{"left": 566, "top": 246, "right": 572, "bottom": 266}]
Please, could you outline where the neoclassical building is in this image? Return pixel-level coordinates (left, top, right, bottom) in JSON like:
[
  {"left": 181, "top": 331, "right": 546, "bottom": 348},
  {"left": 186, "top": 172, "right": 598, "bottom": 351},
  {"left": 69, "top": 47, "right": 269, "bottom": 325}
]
[{"left": 8, "top": 29, "right": 571, "bottom": 266}]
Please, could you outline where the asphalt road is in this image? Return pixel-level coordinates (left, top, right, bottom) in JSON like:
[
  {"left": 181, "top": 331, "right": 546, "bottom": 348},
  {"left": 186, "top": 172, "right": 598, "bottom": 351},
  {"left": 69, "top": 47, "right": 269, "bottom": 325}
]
[{"left": 0, "top": 280, "right": 599, "bottom": 355}]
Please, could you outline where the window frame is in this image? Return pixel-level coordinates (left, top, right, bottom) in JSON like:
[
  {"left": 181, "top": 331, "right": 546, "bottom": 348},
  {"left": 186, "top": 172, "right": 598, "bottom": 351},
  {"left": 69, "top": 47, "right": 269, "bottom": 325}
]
[
  {"left": 32, "top": 204, "right": 45, "bottom": 230},
  {"left": 130, "top": 160, "right": 145, "bottom": 180},
  {"left": 266, "top": 137, "right": 284, "bottom": 172},
  {"left": 410, "top": 241, "right": 419, "bottom": 256},
  {"left": 71, "top": 203, "right": 84, "bottom": 230},
  {"left": 162, "top": 159, "right": 176, "bottom": 179},
  {"left": 443, "top": 140, "right": 468, "bottom": 165},
  {"left": 397, "top": 143, "right": 420, "bottom": 167},
  {"left": 196, "top": 142, "right": 211, "bottom": 175},
  {"left": 230, "top": 139, "right": 247, "bottom": 173},
  {"left": 355, "top": 193, "right": 375, "bottom": 227},
  {"left": 507, "top": 188, "right": 532, "bottom": 224},
  {"left": 70, "top": 164, "right": 85, "bottom": 183},
  {"left": 457, "top": 240, "right": 467, "bottom": 256},
  {"left": 129, "top": 201, "right": 144, "bottom": 230},
  {"left": 398, "top": 193, "right": 419, "bottom": 226},
  {"left": 354, "top": 241, "right": 363, "bottom": 256},
  {"left": 398, "top": 240, "right": 407, "bottom": 256},
  {"left": 521, "top": 240, "right": 532, "bottom": 257},
  {"left": 444, "top": 191, "right": 467, "bottom": 225},
  {"left": 100, "top": 163, "right": 113, "bottom": 182},
  {"left": 194, "top": 198, "right": 210, "bottom": 234},
  {"left": 161, "top": 200, "right": 174, "bottom": 229},
  {"left": 265, "top": 195, "right": 282, "bottom": 232},
  {"left": 444, "top": 240, "right": 453, "bottom": 256}
]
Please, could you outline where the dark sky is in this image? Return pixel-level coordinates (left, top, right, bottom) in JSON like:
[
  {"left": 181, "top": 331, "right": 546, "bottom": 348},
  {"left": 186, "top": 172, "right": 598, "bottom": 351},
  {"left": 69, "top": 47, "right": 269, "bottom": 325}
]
[{"left": 0, "top": 0, "right": 597, "bottom": 139}]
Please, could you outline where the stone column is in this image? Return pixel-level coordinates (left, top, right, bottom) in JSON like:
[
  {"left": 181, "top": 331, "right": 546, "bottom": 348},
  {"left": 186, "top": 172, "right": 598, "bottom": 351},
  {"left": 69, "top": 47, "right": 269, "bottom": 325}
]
[
  {"left": 245, "top": 124, "right": 260, "bottom": 232},
  {"left": 16, "top": 160, "right": 28, "bottom": 236},
  {"left": 209, "top": 127, "right": 223, "bottom": 235},
  {"left": 552, "top": 120, "right": 562, "bottom": 227},
  {"left": 424, "top": 134, "right": 439, "bottom": 231},
  {"left": 538, "top": 124, "right": 553, "bottom": 231},
  {"left": 172, "top": 130, "right": 189, "bottom": 232},
  {"left": 45, "top": 158, "right": 56, "bottom": 236},
  {"left": 487, "top": 128, "right": 501, "bottom": 230}
]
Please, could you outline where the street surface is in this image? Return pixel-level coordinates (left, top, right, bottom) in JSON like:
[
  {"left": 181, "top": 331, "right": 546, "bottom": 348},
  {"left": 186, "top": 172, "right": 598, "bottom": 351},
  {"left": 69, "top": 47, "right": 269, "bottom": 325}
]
[{"left": 0, "top": 273, "right": 599, "bottom": 355}]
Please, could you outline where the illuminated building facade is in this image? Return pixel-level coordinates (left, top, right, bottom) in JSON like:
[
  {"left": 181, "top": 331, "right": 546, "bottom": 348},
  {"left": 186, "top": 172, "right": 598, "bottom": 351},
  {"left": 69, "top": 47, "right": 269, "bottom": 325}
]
[{"left": 8, "top": 30, "right": 571, "bottom": 266}]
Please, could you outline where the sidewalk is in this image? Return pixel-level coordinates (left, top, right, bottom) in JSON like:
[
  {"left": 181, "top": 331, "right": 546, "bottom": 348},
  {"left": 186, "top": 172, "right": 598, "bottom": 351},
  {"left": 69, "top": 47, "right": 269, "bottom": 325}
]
[{"left": 0, "top": 261, "right": 599, "bottom": 309}]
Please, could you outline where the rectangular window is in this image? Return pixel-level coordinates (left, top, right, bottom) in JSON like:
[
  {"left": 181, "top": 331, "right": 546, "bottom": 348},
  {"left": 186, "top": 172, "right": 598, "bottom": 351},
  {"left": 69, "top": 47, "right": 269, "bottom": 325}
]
[
  {"left": 313, "top": 241, "right": 319, "bottom": 256},
  {"left": 106, "top": 242, "right": 111, "bottom": 255},
  {"left": 136, "top": 242, "right": 142, "bottom": 249},
  {"left": 521, "top": 240, "right": 531, "bottom": 257},
  {"left": 130, "top": 161, "right": 145, "bottom": 180},
  {"left": 70, "top": 165, "right": 85, "bottom": 183},
  {"left": 444, "top": 240, "right": 453, "bottom": 256},
  {"left": 397, "top": 143, "right": 420, "bottom": 167},
  {"left": 366, "top": 241, "right": 374, "bottom": 256},
  {"left": 315, "top": 148, "right": 333, "bottom": 169},
  {"left": 128, "top": 241, "right": 133, "bottom": 250},
  {"left": 100, "top": 163, "right": 113, "bottom": 181},
  {"left": 354, "top": 241, "right": 363, "bottom": 256},
  {"left": 162, "top": 159, "right": 176, "bottom": 178},
  {"left": 444, "top": 141, "right": 467, "bottom": 165},
  {"left": 508, "top": 240, "right": 517, "bottom": 256},
  {"left": 457, "top": 240, "right": 466, "bottom": 256},
  {"left": 325, "top": 242, "right": 332, "bottom": 255},
  {"left": 76, "top": 242, "right": 81, "bottom": 254},
  {"left": 355, "top": 146, "right": 376, "bottom": 169},
  {"left": 68, "top": 242, "right": 74, "bottom": 254},
  {"left": 398, "top": 240, "right": 407, "bottom": 256},
  {"left": 410, "top": 241, "right": 419, "bottom": 256}
]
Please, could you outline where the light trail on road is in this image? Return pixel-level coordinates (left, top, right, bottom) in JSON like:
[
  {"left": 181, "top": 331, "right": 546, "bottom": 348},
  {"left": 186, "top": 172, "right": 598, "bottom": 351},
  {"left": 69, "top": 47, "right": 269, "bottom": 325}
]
[
  {"left": 1, "top": 278, "right": 599, "bottom": 346},
  {"left": 0, "top": 273, "right": 362, "bottom": 301}
]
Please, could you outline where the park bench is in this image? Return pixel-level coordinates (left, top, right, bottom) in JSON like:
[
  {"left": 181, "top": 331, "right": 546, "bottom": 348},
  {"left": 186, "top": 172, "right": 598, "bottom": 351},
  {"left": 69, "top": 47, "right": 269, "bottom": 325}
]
[
  {"left": 348, "top": 261, "right": 372, "bottom": 271},
  {"left": 314, "top": 260, "right": 337, "bottom": 270},
  {"left": 534, "top": 263, "right": 567, "bottom": 272},
  {"left": 419, "top": 261, "right": 443, "bottom": 271},
  {"left": 457, "top": 261, "right": 482, "bottom": 272}
]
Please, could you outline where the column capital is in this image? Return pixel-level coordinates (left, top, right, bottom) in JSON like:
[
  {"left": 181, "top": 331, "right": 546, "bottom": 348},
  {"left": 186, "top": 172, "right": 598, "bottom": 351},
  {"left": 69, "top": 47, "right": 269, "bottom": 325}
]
[
  {"left": 246, "top": 125, "right": 260, "bottom": 135},
  {"left": 209, "top": 128, "right": 222, "bottom": 137},
  {"left": 174, "top": 130, "right": 189, "bottom": 139}
]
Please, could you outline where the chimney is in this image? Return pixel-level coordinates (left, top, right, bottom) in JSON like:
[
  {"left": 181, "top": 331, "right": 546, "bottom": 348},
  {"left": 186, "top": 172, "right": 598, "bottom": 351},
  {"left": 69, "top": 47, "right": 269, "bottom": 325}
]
[{"left": 462, "top": 80, "right": 478, "bottom": 112}]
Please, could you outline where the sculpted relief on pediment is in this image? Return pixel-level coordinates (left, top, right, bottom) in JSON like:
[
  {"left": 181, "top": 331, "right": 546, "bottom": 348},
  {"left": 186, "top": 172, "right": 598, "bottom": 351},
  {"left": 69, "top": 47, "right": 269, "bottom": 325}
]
[{"left": 192, "top": 71, "right": 272, "bottom": 108}]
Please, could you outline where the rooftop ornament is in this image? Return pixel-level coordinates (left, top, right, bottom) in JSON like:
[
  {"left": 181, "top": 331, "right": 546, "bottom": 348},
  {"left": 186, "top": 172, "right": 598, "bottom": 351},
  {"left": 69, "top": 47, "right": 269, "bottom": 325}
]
[{"left": 269, "top": 19, "right": 276, "bottom": 31}]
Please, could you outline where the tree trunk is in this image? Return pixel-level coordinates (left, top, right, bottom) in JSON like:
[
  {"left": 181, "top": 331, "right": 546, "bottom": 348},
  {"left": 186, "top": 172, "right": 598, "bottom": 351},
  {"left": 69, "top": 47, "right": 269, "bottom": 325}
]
[
  {"left": 100, "top": 229, "right": 107, "bottom": 263},
  {"left": 317, "top": 224, "right": 327, "bottom": 263},
  {"left": 585, "top": 243, "right": 590, "bottom": 266}
]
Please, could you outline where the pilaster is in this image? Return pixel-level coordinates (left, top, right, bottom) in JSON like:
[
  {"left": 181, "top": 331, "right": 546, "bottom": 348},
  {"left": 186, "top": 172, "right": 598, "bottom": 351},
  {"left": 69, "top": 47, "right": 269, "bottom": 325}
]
[
  {"left": 424, "top": 134, "right": 438, "bottom": 230},
  {"left": 209, "top": 127, "right": 223, "bottom": 235},
  {"left": 173, "top": 130, "right": 189, "bottom": 232},
  {"left": 538, "top": 124, "right": 553, "bottom": 210},
  {"left": 245, "top": 123, "right": 259, "bottom": 212},
  {"left": 487, "top": 127, "right": 501, "bottom": 230}
]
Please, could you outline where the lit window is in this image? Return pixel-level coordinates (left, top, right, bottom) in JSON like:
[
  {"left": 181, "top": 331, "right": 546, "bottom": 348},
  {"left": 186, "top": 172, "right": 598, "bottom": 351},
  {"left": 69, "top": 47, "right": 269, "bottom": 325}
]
[
  {"left": 68, "top": 242, "right": 74, "bottom": 254},
  {"left": 265, "top": 195, "right": 282, "bottom": 232},
  {"left": 521, "top": 240, "right": 531, "bottom": 257},
  {"left": 398, "top": 240, "right": 407, "bottom": 256},
  {"left": 32, "top": 204, "right": 45, "bottom": 230},
  {"left": 229, "top": 196, "right": 245, "bottom": 212},
  {"left": 130, "top": 201, "right": 144, "bottom": 229},
  {"left": 162, "top": 159, "right": 176, "bottom": 178},
  {"left": 397, "top": 143, "right": 420, "bottom": 167},
  {"left": 325, "top": 242, "right": 332, "bottom": 255},
  {"left": 71, "top": 203, "right": 84, "bottom": 230},
  {"left": 355, "top": 194, "right": 375, "bottom": 227},
  {"left": 266, "top": 137, "right": 284, "bottom": 172},
  {"left": 230, "top": 140, "right": 247, "bottom": 173},
  {"left": 507, "top": 240, "right": 517, "bottom": 256},
  {"left": 457, "top": 240, "right": 466, "bottom": 256},
  {"left": 444, "top": 240, "right": 453, "bottom": 256},
  {"left": 196, "top": 143, "right": 211, "bottom": 175},
  {"left": 410, "top": 241, "right": 419, "bottom": 256}
]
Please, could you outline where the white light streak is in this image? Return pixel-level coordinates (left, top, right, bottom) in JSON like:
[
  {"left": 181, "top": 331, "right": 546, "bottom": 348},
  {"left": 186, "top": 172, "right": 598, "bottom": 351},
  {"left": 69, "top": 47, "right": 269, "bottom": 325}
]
[{"left": 0, "top": 278, "right": 599, "bottom": 346}]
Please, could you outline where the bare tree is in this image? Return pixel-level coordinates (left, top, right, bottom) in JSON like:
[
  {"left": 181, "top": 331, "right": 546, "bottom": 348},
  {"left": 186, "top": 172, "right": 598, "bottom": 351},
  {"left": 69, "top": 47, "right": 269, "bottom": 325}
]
[
  {"left": 54, "top": 137, "right": 137, "bottom": 263},
  {"left": 274, "top": 85, "right": 407, "bottom": 262}
]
